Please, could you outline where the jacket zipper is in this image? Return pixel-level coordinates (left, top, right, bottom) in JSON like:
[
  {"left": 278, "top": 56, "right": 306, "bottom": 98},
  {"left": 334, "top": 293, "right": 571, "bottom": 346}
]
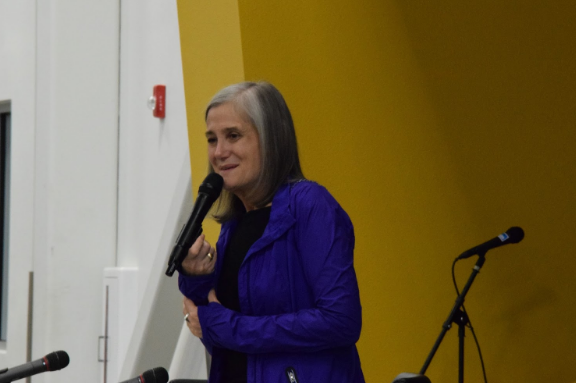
[{"left": 285, "top": 367, "right": 299, "bottom": 383}]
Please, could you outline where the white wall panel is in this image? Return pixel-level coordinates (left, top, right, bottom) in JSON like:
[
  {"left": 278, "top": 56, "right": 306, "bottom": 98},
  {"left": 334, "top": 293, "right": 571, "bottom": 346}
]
[
  {"left": 32, "top": 1, "right": 120, "bottom": 382},
  {"left": 0, "top": 0, "right": 39, "bottom": 369},
  {"left": 116, "top": 0, "right": 199, "bottom": 380},
  {"left": 0, "top": 0, "right": 202, "bottom": 382},
  {"left": 117, "top": 0, "right": 189, "bottom": 290}
]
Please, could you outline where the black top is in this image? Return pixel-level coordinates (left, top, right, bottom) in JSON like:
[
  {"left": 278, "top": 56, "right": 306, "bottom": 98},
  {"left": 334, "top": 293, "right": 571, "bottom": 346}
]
[{"left": 215, "top": 206, "right": 271, "bottom": 383}]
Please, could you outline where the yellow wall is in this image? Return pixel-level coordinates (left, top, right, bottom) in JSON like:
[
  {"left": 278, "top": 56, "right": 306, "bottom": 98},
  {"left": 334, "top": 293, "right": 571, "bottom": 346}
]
[
  {"left": 179, "top": 1, "right": 576, "bottom": 382},
  {"left": 177, "top": 0, "right": 244, "bottom": 240}
]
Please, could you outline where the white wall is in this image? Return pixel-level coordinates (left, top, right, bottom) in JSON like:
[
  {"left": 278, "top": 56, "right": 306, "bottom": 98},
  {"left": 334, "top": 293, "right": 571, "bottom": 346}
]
[
  {"left": 0, "top": 0, "right": 37, "bottom": 369},
  {"left": 116, "top": 0, "right": 189, "bottom": 305},
  {"left": 116, "top": 0, "right": 200, "bottom": 378},
  {"left": 0, "top": 0, "right": 199, "bottom": 382},
  {"left": 33, "top": 0, "right": 120, "bottom": 381}
]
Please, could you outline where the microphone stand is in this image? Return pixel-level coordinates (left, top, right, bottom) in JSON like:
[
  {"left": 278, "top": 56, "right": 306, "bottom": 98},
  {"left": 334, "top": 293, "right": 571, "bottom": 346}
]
[{"left": 419, "top": 253, "right": 487, "bottom": 383}]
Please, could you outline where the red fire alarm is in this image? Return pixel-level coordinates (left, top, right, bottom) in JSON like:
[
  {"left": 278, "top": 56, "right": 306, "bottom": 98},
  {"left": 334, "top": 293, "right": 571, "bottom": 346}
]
[{"left": 150, "top": 85, "right": 166, "bottom": 118}]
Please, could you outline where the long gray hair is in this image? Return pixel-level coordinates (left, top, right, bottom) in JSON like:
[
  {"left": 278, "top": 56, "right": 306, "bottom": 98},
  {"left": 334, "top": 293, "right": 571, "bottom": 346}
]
[{"left": 206, "top": 81, "right": 304, "bottom": 222}]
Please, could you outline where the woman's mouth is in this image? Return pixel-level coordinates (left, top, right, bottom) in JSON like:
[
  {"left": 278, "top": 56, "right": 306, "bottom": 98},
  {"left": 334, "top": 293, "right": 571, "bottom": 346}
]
[{"left": 220, "top": 164, "right": 238, "bottom": 172}]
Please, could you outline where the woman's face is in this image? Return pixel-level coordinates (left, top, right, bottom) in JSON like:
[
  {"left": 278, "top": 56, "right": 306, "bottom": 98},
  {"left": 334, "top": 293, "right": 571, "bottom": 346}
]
[{"left": 206, "top": 102, "right": 261, "bottom": 209}]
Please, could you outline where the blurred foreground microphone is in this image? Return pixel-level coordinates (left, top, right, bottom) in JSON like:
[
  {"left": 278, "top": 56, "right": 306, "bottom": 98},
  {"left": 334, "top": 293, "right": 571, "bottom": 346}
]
[
  {"left": 457, "top": 226, "right": 525, "bottom": 260},
  {"left": 392, "top": 372, "right": 431, "bottom": 383},
  {"left": 120, "top": 367, "right": 169, "bottom": 383},
  {"left": 166, "top": 173, "right": 224, "bottom": 276},
  {"left": 0, "top": 350, "right": 69, "bottom": 383}
]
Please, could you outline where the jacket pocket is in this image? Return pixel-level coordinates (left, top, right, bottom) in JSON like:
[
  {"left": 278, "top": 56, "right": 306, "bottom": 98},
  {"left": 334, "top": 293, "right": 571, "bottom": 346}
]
[{"left": 285, "top": 367, "right": 300, "bottom": 383}]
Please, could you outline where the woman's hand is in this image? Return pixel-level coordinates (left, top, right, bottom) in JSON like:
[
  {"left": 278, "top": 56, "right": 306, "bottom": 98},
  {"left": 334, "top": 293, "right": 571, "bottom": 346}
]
[
  {"left": 183, "top": 296, "right": 202, "bottom": 338},
  {"left": 181, "top": 234, "right": 217, "bottom": 275},
  {"left": 183, "top": 290, "right": 221, "bottom": 339}
]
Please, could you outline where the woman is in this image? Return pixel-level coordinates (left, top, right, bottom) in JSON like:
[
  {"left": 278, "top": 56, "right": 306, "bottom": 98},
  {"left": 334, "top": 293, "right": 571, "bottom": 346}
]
[{"left": 179, "top": 81, "right": 365, "bottom": 383}]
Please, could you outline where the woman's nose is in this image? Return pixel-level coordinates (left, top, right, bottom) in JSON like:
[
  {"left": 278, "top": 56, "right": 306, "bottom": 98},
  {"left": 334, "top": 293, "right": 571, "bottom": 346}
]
[{"left": 214, "top": 140, "right": 229, "bottom": 158}]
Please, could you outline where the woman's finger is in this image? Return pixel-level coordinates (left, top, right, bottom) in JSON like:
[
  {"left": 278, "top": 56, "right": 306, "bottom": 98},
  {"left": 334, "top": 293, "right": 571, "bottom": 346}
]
[
  {"left": 188, "top": 234, "right": 206, "bottom": 259},
  {"left": 208, "top": 289, "right": 220, "bottom": 304},
  {"left": 182, "top": 235, "right": 216, "bottom": 275}
]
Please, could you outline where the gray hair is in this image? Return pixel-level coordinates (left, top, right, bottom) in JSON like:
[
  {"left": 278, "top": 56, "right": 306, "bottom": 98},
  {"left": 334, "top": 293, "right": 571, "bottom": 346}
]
[{"left": 205, "top": 81, "right": 304, "bottom": 222}]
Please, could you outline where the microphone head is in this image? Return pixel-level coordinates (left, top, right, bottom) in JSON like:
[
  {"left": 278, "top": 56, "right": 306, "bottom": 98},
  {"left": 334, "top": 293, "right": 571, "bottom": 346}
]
[
  {"left": 198, "top": 173, "right": 224, "bottom": 201},
  {"left": 44, "top": 350, "right": 70, "bottom": 371},
  {"left": 141, "top": 367, "right": 169, "bottom": 383},
  {"left": 506, "top": 226, "right": 525, "bottom": 244}
]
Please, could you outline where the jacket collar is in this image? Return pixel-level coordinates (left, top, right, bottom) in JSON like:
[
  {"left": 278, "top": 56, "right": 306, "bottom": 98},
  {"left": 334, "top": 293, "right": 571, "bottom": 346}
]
[
  {"left": 247, "top": 182, "right": 296, "bottom": 256},
  {"left": 218, "top": 182, "right": 297, "bottom": 262}
]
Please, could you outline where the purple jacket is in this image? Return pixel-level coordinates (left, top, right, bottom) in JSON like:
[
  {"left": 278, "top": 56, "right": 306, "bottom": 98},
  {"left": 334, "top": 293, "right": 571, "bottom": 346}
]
[{"left": 179, "top": 181, "right": 365, "bottom": 383}]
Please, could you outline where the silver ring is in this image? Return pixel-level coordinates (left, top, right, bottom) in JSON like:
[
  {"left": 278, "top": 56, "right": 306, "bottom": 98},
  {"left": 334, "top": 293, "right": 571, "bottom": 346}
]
[
  {"left": 206, "top": 252, "right": 213, "bottom": 261},
  {"left": 184, "top": 313, "right": 190, "bottom": 323}
]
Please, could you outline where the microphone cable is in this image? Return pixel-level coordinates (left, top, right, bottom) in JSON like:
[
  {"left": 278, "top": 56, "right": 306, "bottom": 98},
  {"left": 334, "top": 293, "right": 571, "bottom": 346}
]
[{"left": 452, "top": 258, "right": 488, "bottom": 383}]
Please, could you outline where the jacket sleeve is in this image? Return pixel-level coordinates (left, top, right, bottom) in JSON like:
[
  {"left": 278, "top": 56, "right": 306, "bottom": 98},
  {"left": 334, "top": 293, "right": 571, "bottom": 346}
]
[
  {"left": 178, "top": 272, "right": 215, "bottom": 306},
  {"left": 197, "top": 184, "right": 362, "bottom": 354}
]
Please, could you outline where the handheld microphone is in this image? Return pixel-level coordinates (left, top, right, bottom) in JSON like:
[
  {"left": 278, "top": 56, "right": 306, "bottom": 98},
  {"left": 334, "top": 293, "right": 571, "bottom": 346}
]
[
  {"left": 119, "top": 367, "right": 169, "bottom": 383},
  {"left": 166, "top": 173, "right": 223, "bottom": 276},
  {"left": 457, "top": 226, "right": 525, "bottom": 260},
  {"left": 0, "top": 350, "right": 69, "bottom": 383}
]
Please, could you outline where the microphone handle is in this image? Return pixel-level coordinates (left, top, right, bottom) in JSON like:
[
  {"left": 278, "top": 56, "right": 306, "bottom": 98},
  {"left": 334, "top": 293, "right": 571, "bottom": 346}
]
[
  {"left": 166, "top": 191, "right": 215, "bottom": 277},
  {"left": 165, "top": 225, "right": 202, "bottom": 276},
  {"left": 119, "top": 375, "right": 143, "bottom": 383},
  {"left": 0, "top": 359, "right": 45, "bottom": 383}
]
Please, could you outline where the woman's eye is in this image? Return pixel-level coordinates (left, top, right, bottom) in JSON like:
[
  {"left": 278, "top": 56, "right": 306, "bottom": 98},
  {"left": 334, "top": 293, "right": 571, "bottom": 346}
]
[
  {"left": 207, "top": 137, "right": 217, "bottom": 144},
  {"left": 228, "top": 133, "right": 240, "bottom": 140}
]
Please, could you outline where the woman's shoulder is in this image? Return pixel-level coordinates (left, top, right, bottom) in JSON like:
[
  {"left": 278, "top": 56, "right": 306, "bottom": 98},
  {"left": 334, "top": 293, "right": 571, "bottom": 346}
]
[
  {"left": 288, "top": 179, "right": 340, "bottom": 210},
  {"left": 286, "top": 179, "right": 354, "bottom": 229},
  {"left": 289, "top": 179, "right": 327, "bottom": 196}
]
